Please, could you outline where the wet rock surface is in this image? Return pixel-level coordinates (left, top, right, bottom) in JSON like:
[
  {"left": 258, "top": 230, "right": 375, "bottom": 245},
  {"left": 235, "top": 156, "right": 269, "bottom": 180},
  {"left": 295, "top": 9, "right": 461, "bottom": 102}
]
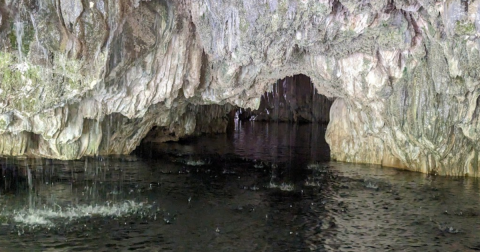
[{"left": 1, "top": 1, "right": 480, "bottom": 175}]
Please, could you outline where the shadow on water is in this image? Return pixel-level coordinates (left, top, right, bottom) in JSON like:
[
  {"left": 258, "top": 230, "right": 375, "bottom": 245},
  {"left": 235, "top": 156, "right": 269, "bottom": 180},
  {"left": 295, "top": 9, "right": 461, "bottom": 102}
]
[
  {"left": 0, "top": 122, "right": 479, "bottom": 251},
  {"left": 0, "top": 161, "right": 28, "bottom": 195}
]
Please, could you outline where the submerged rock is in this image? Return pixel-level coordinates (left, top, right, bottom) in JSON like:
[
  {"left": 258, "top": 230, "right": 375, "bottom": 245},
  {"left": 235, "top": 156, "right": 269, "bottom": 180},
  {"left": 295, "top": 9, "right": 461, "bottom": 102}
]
[{"left": 0, "top": 1, "right": 479, "bottom": 176}]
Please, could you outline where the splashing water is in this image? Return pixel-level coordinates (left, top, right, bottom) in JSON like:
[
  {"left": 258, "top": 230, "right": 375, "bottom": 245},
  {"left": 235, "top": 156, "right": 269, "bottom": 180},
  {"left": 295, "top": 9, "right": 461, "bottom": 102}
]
[
  {"left": 11, "top": 201, "right": 151, "bottom": 227},
  {"left": 267, "top": 182, "right": 295, "bottom": 191}
]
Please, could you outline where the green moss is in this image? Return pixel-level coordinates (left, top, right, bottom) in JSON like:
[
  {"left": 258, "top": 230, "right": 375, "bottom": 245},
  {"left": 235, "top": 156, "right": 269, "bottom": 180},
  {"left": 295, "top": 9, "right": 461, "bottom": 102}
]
[
  {"left": 363, "top": 58, "right": 371, "bottom": 66},
  {"left": 0, "top": 52, "right": 14, "bottom": 68},
  {"left": 0, "top": 52, "right": 44, "bottom": 112},
  {"left": 455, "top": 21, "right": 476, "bottom": 36},
  {"left": 239, "top": 16, "right": 249, "bottom": 33},
  {"left": 0, "top": 46, "right": 101, "bottom": 115},
  {"left": 68, "top": 79, "right": 80, "bottom": 89},
  {"left": 427, "top": 22, "right": 436, "bottom": 37},
  {"left": 314, "top": 3, "right": 328, "bottom": 15},
  {"left": 322, "top": 22, "right": 410, "bottom": 58},
  {"left": 278, "top": 0, "right": 288, "bottom": 14},
  {"left": 0, "top": 52, "right": 39, "bottom": 90},
  {"left": 0, "top": 118, "right": 7, "bottom": 130},
  {"left": 52, "top": 53, "right": 87, "bottom": 91},
  {"left": 8, "top": 30, "right": 17, "bottom": 50},
  {"left": 12, "top": 97, "right": 39, "bottom": 112},
  {"left": 58, "top": 141, "right": 81, "bottom": 160},
  {"left": 23, "top": 24, "right": 35, "bottom": 56},
  {"left": 343, "top": 29, "right": 357, "bottom": 38},
  {"left": 8, "top": 21, "right": 35, "bottom": 56},
  {"left": 376, "top": 27, "right": 403, "bottom": 49}
]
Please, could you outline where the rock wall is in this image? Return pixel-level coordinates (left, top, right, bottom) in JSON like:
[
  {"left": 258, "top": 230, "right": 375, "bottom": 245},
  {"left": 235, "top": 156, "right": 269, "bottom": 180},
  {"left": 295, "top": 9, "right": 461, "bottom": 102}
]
[
  {"left": 237, "top": 74, "right": 333, "bottom": 122},
  {"left": 1, "top": 0, "right": 480, "bottom": 175}
]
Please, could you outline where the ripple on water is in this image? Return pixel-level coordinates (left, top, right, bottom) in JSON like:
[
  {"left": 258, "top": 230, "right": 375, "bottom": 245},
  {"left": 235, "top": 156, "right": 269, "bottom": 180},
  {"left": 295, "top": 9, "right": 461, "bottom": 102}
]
[{"left": 0, "top": 123, "right": 478, "bottom": 251}]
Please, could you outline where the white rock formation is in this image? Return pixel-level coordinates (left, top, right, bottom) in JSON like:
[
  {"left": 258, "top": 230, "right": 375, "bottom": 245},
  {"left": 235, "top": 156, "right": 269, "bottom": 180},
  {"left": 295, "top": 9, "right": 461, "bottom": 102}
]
[{"left": 0, "top": 0, "right": 479, "bottom": 176}]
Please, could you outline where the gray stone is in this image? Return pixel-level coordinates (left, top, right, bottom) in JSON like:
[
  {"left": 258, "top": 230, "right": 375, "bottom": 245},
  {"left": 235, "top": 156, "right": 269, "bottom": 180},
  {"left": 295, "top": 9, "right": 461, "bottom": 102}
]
[{"left": 0, "top": 0, "right": 479, "bottom": 176}]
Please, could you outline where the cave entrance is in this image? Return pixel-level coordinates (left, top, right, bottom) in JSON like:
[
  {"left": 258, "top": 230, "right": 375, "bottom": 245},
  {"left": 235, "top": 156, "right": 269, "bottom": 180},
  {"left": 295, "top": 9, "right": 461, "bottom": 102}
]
[
  {"left": 137, "top": 74, "right": 333, "bottom": 165},
  {"left": 234, "top": 74, "right": 333, "bottom": 124},
  {"left": 135, "top": 75, "right": 333, "bottom": 198}
]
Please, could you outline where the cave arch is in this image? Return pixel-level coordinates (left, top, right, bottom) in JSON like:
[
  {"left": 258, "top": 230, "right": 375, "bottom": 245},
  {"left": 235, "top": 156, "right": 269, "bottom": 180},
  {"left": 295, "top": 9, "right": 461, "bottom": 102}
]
[
  {"left": 235, "top": 74, "right": 334, "bottom": 124},
  {"left": 137, "top": 74, "right": 335, "bottom": 163},
  {"left": 140, "top": 74, "right": 335, "bottom": 144}
]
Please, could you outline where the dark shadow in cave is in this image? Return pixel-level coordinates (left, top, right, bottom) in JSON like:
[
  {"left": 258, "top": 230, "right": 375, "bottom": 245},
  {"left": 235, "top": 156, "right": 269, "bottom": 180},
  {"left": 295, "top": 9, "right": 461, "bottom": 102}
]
[
  {"left": 224, "top": 74, "right": 334, "bottom": 164},
  {"left": 235, "top": 74, "right": 333, "bottom": 124},
  {"left": 135, "top": 74, "right": 334, "bottom": 166}
]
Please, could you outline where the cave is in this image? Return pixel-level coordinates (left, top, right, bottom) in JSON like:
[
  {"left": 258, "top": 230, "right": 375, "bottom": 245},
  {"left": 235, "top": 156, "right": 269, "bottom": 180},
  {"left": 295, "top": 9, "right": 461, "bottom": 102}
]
[
  {"left": 0, "top": 0, "right": 478, "bottom": 176},
  {"left": 236, "top": 74, "right": 333, "bottom": 124},
  {"left": 136, "top": 74, "right": 334, "bottom": 164},
  {"left": 1, "top": 0, "right": 480, "bottom": 250}
]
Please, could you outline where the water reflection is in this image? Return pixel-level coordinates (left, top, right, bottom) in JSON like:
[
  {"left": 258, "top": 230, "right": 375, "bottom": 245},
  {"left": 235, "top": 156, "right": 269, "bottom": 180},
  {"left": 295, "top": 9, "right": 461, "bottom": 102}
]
[{"left": 0, "top": 122, "right": 479, "bottom": 251}]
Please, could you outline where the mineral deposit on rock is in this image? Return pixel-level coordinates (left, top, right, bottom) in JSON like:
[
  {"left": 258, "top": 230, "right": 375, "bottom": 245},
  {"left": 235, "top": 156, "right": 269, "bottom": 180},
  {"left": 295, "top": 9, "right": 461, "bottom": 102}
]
[{"left": 0, "top": 0, "right": 479, "bottom": 176}]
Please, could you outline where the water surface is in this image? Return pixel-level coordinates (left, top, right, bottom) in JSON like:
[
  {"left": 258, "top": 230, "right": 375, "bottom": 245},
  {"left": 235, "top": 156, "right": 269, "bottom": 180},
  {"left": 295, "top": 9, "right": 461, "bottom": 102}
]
[{"left": 0, "top": 122, "right": 479, "bottom": 251}]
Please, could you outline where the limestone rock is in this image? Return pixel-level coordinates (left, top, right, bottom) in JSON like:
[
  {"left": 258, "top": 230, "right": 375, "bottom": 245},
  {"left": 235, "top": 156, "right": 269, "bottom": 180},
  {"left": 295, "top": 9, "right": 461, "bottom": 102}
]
[{"left": 0, "top": 0, "right": 479, "bottom": 176}]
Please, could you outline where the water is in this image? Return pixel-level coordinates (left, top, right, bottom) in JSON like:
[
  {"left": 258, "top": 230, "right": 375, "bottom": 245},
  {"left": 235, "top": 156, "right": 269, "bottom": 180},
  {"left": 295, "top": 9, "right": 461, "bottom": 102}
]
[
  {"left": 14, "top": 20, "right": 24, "bottom": 61},
  {"left": 0, "top": 122, "right": 480, "bottom": 251}
]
